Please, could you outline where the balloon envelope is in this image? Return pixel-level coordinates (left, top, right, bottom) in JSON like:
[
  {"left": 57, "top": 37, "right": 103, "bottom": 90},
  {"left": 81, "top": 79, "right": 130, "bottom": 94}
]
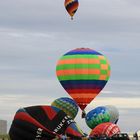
[
  {"left": 9, "top": 105, "right": 80, "bottom": 140},
  {"left": 51, "top": 97, "right": 79, "bottom": 119},
  {"left": 105, "top": 105, "right": 119, "bottom": 124},
  {"left": 56, "top": 48, "right": 111, "bottom": 111},
  {"left": 65, "top": 122, "right": 85, "bottom": 138},
  {"left": 89, "top": 122, "right": 120, "bottom": 138},
  {"left": 64, "top": 0, "right": 79, "bottom": 19},
  {"left": 85, "top": 106, "right": 110, "bottom": 129}
]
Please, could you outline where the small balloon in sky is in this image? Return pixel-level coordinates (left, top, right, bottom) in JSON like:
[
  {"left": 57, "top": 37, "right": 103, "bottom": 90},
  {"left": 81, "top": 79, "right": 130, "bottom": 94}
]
[{"left": 64, "top": 0, "right": 79, "bottom": 20}]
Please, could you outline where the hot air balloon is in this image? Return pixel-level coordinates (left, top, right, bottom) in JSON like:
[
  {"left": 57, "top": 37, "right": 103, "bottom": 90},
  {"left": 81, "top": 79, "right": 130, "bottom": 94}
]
[
  {"left": 64, "top": 0, "right": 79, "bottom": 20},
  {"left": 85, "top": 106, "right": 110, "bottom": 129},
  {"left": 65, "top": 122, "right": 85, "bottom": 139},
  {"left": 51, "top": 97, "right": 79, "bottom": 119},
  {"left": 105, "top": 105, "right": 119, "bottom": 124},
  {"left": 89, "top": 122, "right": 120, "bottom": 138},
  {"left": 56, "top": 48, "right": 111, "bottom": 116},
  {"left": 9, "top": 105, "right": 81, "bottom": 140}
]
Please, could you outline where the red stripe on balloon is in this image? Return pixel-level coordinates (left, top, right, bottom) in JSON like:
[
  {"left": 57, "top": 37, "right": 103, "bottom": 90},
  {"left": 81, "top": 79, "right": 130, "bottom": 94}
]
[
  {"left": 14, "top": 112, "right": 58, "bottom": 137},
  {"left": 41, "top": 106, "right": 57, "bottom": 120}
]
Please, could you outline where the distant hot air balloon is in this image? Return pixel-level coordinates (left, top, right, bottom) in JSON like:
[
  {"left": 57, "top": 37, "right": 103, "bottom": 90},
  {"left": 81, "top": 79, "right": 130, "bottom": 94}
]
[
  {"left": 51, "top": 97, "right": 79, "bottom": 119},
  {"left": 105, "top": 105, "right": 119, "bottom": 124},
  {"left": 64, "top": 0, "right": 79, "bottom": 20},
  {"left": 85, "top": 106, "right": 110, "bottom": 129},
  {"left": 56, "top": 48, "right": 111, "bottom": 116},
  {"left": 9, "top": 105, "right": 81, "bottom": 140},
  {"left": 89, "top": 122, "right": 120, "bottom": 138}
]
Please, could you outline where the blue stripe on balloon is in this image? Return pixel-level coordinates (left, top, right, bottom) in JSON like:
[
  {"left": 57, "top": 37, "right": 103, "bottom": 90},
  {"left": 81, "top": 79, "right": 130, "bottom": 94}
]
[
  {"left": 69, "top": 123, "right": 79, "bottom": 132},
  {"left": 64, "top": 50, "right": 102, "bottom": 55},
  {"left": 60, "top": 80, "right": 107, "bottom": 89},
  {"left": 51, "top": 106, "right": 60, "bottom": 113}
]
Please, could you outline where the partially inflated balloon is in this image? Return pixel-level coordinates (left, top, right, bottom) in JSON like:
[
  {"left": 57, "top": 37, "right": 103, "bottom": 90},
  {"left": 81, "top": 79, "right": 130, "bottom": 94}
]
[
  {"left": 89, "top": 122, "right": 120, "bottom": 138},
  {"left": 9, "top": 105, "right": 80, "bottom": 140},
  {"left": 51, "top": 97, "right": 79, "bottom": 119},
  {"left": 105, "top": 105, "right": 119, "bottom": 124},
  {"left": 64, "top": 0, "right": 79, "bottom": 20},
  {"left": 56, "top": 48, "right": 111, "bottom": 111},
  {"left": 85, "top": 106, "right": 110, "bottom": 129},
  {"left": 65, "top": 122, "right": 84, "bottom": 138}
]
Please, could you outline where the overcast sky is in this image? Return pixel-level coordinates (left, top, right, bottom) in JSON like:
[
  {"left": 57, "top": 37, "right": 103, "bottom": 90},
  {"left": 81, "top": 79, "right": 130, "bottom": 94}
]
[{"left": 0, "top": 0, "right": 140, "bottom": 134}]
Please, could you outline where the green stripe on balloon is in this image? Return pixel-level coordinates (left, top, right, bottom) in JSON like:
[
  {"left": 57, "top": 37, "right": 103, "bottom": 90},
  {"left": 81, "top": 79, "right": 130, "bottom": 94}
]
[
  {"left": 60, "top": 55, "right": 100, "bottom": 59},
  {"left": 56, "top": 64, "right": 101, "bottom": 70},
  {"left": 57, "top": 74, "right": 101, "bottom": 81}
]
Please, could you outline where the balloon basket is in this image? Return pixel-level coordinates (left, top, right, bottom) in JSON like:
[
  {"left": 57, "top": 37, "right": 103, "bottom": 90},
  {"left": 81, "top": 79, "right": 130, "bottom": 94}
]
[
  {"left": 81, "top": 110, "right": 86, "bottom": 118},
  {"left": 71, "top": 17, "right": 73, "bottom": 20}
]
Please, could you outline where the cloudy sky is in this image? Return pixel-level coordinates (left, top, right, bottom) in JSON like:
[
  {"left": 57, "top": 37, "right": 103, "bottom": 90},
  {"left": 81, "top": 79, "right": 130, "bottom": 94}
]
[{"left": 0, "top": 0, "right": 140, "bottom": 134}]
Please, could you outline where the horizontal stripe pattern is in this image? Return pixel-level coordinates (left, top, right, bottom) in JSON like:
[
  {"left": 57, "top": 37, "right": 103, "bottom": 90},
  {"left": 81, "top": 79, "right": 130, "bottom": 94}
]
[
  {"left": 60, "top": 79, "right": 107, "bottom": 85},
  {"left": 56, "top": 63, "right": 101, "bottom": 70},
  {"left": 64, "top": 48, "right": 102, "bottom": 55},
  {"left": 66, "top": 89, "right": 101, "bottom": 93},
  {"left": 57, "top": 58, "right": 100, "bottom": 65},
  {"left": 60, "top": 54, "right": 100, "bottom": 59},
  {"left": 56, "top": 55, "right": 110, "bottom": 81},
  {"left": 57, "top": 69, "right": 100, "bottom": 76},
  {"left": 56, "top": 48, "right": 110, "bottom": 110},
  {"left": 57, "top": 74, "right": 109, "bottom": 80},
  {"left": 70, "top": 94, "right": 98, "bottom": 99}
]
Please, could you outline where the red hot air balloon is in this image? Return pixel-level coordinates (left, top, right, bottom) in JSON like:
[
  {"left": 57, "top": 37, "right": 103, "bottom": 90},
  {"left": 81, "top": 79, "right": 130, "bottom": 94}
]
[
  {"left": 56, "top": 48, "right": 111, "bottom": 116},
  {"left": 89, "top": 122, "right": 121, "bottom": 138},
  {"left": 64, "top": 0, "right": 79, "bottom": 20}
]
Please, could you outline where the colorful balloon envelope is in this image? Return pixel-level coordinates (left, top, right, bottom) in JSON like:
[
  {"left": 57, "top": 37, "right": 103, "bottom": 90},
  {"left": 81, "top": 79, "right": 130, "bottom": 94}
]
[
  {"left": 85, "top": 106, "right": 110, "bottom": 129},
  {"left": 9, "top": 105, "right": 81, "bottom": 140},
  {"left": 65, "top": 122, "right": 85, "bottom": 138},
  {"left": 89, "top": 122, "right": 120, "bottom": 138},
  {"left": 105, "top": 105, "right": 119, "bottom": 124},
  {"left": 64, "top": 0, "right": 79, "bottom": 20},
  {"left": 51, "top": 97, "right": 79, "bottom": 119},
  {"left": 56, "top": 48, "right": 111, "bottom": 111}
]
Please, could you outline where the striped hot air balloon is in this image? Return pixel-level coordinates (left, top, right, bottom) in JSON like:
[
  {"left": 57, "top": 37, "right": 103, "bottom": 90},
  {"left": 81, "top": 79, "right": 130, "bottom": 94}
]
[
  {"left": 56, "top": 48, "right": 111, "bottom": 114},
  {"left": 64, "top": 0, "right": 79, "bottom": 20}
]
